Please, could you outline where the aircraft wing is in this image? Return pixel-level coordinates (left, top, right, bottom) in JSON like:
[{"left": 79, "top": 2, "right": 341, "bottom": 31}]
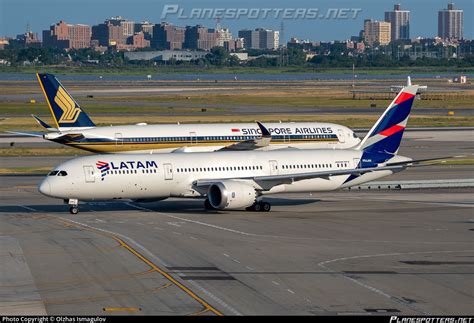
[
  {"left": 194, "top": 157, "right": 451, "bottom": 191},
  {"left": 218, "top": 121, "right": 272, "bottom": 151}
]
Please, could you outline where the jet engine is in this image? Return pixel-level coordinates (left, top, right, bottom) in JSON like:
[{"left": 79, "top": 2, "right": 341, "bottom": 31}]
[{"left": 207, "top": 180, "right": 257, "bottom": 210}]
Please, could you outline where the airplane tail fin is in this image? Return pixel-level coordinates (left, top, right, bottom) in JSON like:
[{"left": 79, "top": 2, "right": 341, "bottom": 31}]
[
  {"left": 36, "top": 73, "right": 95, "bottom": 129},
  {"left": 356, "top": 84, "right": 419, "bottom": 155}
]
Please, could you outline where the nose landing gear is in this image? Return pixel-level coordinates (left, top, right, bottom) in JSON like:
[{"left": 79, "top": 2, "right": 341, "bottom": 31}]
[{"left": 65, "top": 199, "right": 79, "bottom": 215}]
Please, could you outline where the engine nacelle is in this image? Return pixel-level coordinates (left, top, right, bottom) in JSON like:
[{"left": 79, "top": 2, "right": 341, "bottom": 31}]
[{"left": 207, "top": 180, "right": 257, "bottom": 210}]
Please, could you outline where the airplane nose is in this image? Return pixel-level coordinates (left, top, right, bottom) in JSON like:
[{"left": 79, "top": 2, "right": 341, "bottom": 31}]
[{"left": 38, "top": 178, "right": 51, "bottom": 196}]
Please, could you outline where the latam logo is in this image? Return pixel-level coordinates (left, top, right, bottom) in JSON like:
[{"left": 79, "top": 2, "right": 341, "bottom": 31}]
[
  {"left": 96, "top": 161, "right": 110, "bottom": 181},
  {"left": 110, "top": 160, "right": 158, "bottom": 170}
]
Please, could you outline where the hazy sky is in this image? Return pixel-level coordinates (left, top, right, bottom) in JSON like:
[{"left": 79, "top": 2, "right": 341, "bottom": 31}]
[{"left": 0, "top": 0, "right": 472, "bottom": 41}]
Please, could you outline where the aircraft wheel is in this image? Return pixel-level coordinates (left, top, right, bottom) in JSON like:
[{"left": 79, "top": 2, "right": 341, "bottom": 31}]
[
  {"left": 253, "top": 202, "right": 262, "bottom": 212},
  {"left": 69, "top": 206, "right": 79, "bottom": 215},
  {"left": 261, "top": 202, "right": 271, "bottom": 212}
]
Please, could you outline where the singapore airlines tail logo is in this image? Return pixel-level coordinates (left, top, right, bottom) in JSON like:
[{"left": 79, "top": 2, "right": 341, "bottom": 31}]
[
  {"left": 96, "top": 161, "right": 110, "bottom": 181},
  {"left": 54, "top": 86, "right": 81, "bottom": 123}
]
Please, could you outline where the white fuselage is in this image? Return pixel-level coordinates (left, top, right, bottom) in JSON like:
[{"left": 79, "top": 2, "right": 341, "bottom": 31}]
[
  {"left": 39, "top": 149, "right": 407, "bottom": 202},
  {"left": 45, "top": 122, "right": 360, "bottom": 153}
]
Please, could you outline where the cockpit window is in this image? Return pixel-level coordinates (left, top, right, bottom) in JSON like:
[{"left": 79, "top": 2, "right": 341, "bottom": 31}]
[
  {"left": 353, "top": 132, "right": 359, "bottom": 138},
  {"left": 58, "top": 171, "right": 68, "bottom": 176},
  {"left": 48, "top": 171, "right": 59, "bottom": 176}
]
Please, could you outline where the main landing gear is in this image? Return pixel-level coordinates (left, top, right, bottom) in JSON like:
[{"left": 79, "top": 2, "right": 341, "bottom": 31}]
[
  {"left": 66, "top": 199, "right": 79, "bottom": 215},
  {"left": 246, "top": 201, "right": 271, "bottom": 212},
  {"left": 203, "top": 199, "right": 271, "bottom": 212}
]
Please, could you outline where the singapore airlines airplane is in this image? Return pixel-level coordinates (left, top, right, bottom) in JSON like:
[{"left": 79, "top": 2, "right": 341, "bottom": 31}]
[
  {"left": 39, "top": 84, "right": 443, "bottom": 214},
  {"left": 19, "top": 73, "right": 361, "bottom": 153}
]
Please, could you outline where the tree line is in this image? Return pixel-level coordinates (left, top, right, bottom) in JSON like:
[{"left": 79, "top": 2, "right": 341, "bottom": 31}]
[{"left": 1, "top": 46, "right": 473, "bottom": 69}]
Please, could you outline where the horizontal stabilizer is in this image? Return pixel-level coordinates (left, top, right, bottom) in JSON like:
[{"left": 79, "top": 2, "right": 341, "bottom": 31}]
[
  {"left": 32, "top": 114, "right": 56, "bottom": 131},
  {"left": 6, "top": 130, "right": 45, "bottom": 138}
]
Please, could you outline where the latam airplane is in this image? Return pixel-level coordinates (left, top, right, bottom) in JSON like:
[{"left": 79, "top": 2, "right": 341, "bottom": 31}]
[
  {"left": 39, "top": 84, "right": 442, "bottom": 214},
  {"left": 20, "top": 73, "right": 361, "bottom": 153}
]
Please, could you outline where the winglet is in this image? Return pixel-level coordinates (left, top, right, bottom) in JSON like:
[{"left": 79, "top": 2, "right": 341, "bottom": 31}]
[{"left": 257, "top": 121, "right": 271, "bottom": 137}]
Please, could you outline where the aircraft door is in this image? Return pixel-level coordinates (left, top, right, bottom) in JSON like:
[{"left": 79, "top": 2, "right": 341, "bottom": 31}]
[
  {"left": 338, "top": 129, "right": 346, "bottom": 143},
  {"left": 189, "top": 132, "right": 197, "bottom": 145},
  {"left": 83, "top": 165, "right": 95, "bottom": 183},
  {"left": 269, "top": 160, "right": 279, "bottom": 175},
  {"left": 115, "top": 133, "right": 123, "bottom": 145},
  {"left": 164, "top": 163, "right": 173, "bottom": 180}
]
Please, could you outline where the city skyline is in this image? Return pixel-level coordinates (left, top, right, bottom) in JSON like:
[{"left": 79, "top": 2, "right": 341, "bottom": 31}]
[{"left": 1, "top": 0, "right": 472, "bottom": 41}]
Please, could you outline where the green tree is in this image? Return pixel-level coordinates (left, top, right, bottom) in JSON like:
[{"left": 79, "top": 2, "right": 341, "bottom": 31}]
[{"left": 206, "top": 47, "right": 229, "bottom": 66}]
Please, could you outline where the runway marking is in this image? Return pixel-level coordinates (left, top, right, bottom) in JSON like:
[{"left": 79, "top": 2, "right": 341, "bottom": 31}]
[
  {"left": 125, "top": 202, "right": 257, "bottom": 237},
  {"left": 246, "top": 266, "right": 254, "bottom": 271},
  {"left": 223, "top": 253, "right": 230, "bottom": 257},
  {"left": 190, "top": 236, "right": 198, "bottom": 240},
  {"left": 232, "top": 259, "right": 241, "bottom": 264},
  {"left": 54, "top": 216, "right": 232, "bottom": 316},
  {"left": 154, "top": 283, "right": 172, "bottom": 291},
  {"left": 318, "top": 249, "right": 474, "bottom": 315},
  {"left": 103, "top": 307, "right": 141, "bottom": 312},
  {"left": 272, "top": 281, "right": 280, "bottom": 286},
  {"left": 168, "top": 221, "right": 185, "bottom": 227},
  {"left": 287, "top": 289, "right": 295, "bottom": 294},
  {"left": 95, "top": 218, "right": 106, "bottom": 223},
  {"left": 190, "top": 308, "right": 211, "bottom": 316}
]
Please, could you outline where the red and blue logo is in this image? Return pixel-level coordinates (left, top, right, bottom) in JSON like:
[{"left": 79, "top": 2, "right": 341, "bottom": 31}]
[{"left": 96, "top": 161, "right": 110, "bottom": 181}]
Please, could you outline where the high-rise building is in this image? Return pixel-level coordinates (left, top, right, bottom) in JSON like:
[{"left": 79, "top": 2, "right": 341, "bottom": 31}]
[
  {"left": 135, "top": 21, "right": 154, "bottom": 40},
  {"left": 184, "top": 25, "right": 218, "bottom": 51},
  {"left": 238, "top": 30, "right": 257, "bottom": 49},
  {"left": 215, "top": 27, "right": 233, "bottom": 47},
  {"left": 438, "top": 3, "right": 464, "bottom": 40},
  {"left": 364, "top": 19, "right": 391, "bottom": 46},
  {"left": 43, "top": 20, "right": 91, "bottom": 49},
  {"left": 385, "top": 4, "right": 410, "bottom": 40},
  {"left": 238, "top": 28, "right": 279, "bottom": 49},
  {"left": 101, "top": 16, "right": 135, "bottom": 40},
  {"left": 127, "top": 32, "right": 150, "bottom": 49},
  {"left": 258, "top": 28, "right": 279, "bottom": 49},
  {"left": 14, "top": 31, "right": 41, "bottom": 48},
  {"left": 152, "top": 23, "right": 185, "bottom": 50},
  {"left": 92, "top": 22, "right": 123, "bottom": 46}
]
